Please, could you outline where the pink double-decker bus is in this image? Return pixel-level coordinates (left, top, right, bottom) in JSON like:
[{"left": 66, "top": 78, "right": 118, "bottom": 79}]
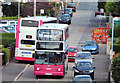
[
  {"left": 15, "top": 16, "right": 57, "bottom": 62},
  {"left": 34, "top": 23, "right": 69, "bottom": 77}
]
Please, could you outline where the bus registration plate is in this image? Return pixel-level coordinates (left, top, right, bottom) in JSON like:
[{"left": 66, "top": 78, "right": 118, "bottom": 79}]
[
  {"left": 45, "top": 73, "right": 52, "bottom": 75},
  {"left": 26, "top": 45, "right": 31, "bottom": 47}
]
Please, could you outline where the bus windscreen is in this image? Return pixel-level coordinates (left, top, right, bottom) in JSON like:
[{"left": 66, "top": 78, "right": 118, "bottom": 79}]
[
  {"left": 36, "top": 42, "right": 63, "bottom": 50},
  {"left": 35, "top": 52, "right": 64, "bottom": 65},
  {"left": 37, "top": 29, "right": 63, "bottom": 41}
]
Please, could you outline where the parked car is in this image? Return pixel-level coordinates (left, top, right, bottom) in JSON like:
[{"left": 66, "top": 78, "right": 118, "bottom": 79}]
[
  {"left": 68, "top": 46, "right": 78, "bottom": 61},
  {"left": 81, "top": 41, "right": 99, "bottom": 54},
  {"left": 67, "top": 3, "right": 76, "bottom": 12},
  {"left": 62, "top": 8, "right": 73, "bottom": 17},
  {"left": 2, "top": 26, "right": 15, "bottom": 33},
  {"left": 72, "top": 75, "right": 93, "bottom": 83},
  {"left": 59, "top": 14, "right": 71, "bottom": 25},
  {"left": 95, "top": 11, "right": 104, "bottom": 17},
  {"left": 0, "top": 20, "right": 18, "bottom": 27},
  {"left": 73, "top": 61, "right": 95, "bottom": 79},
  {"left": 0, "top": 29, "right": 10, "bottom": 33},
  {"left": 75, "top": 52, "right": 93, "bottom": 64}
]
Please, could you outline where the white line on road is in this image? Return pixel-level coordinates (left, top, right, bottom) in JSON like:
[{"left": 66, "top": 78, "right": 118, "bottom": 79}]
[{"left": 14, "top": 64, "right": 30, "bottom": 81}]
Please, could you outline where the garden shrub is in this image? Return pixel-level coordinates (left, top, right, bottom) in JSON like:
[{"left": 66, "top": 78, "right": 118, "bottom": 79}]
[
  {"left": 111, "top": 54, "right": 120, "bottom": 83},
  {"left": 113, "top": 44, "right": 120, "bottom": 54},
  {"left": 0, "top": 33, "right": 15, "bottom": 47},
  {"left": 1, "top": 48, "right": 10, "bottom": 64}
]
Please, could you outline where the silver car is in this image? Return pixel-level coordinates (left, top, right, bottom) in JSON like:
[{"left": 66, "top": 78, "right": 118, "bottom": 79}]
[{"left": 75, "top": 52, "right": 94, "bottom": 64}]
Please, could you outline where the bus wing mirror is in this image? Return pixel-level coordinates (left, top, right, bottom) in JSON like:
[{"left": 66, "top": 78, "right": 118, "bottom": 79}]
[{"left": 73, "top": 66, "right": 75, "bottom": 69}]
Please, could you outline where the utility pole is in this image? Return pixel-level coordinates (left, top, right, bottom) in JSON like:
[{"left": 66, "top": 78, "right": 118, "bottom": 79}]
[
  {"left": 64, "top": 0, "right": 66, "bottom": 14},
  {"left": 34, "top": 0, "right": 36, "bottom": 17},
  {"left": 18, "top": 0, "right": 20, "bottom": 18},
  {"left": 55, "top": 1, "right": 57, "bottom": 17}
]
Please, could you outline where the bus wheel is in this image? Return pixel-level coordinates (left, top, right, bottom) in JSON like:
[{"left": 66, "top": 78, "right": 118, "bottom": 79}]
[
  {"left": 36, "top": 75, "right": 39, "bottom": 79},
  {"left": 16, "top": 60, "right": 20, "bottom": 63}
]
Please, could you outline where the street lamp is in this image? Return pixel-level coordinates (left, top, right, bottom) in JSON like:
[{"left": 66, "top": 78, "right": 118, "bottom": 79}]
[{"left": 18, "top": 0, "right": 20, "bottom": 18}]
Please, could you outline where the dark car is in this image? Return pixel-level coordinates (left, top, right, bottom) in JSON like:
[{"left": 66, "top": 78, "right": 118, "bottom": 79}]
[
  {"left": 59, "top": 14, "right": 71, "bottom": 25},
  {"left": 67, "top": 3, "right": 76, "bottom": 12},
  {"left": 73, "top": 61, "right": 95, "bottom": 79},
  {"left": 81, "top": 41, "right": 99, "bottom": 54},
  {"left": 62, "top": 8, "right": 73, "bottom": 17}
]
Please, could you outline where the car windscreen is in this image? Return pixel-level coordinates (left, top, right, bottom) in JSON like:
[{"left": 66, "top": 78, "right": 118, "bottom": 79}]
[
  {"left": 84, "top": 41, "right": 96, "bottom": 46},
  {"left": 65, "top": 9, "right": 72, "bottom": 12},
  {"left": 36, "top": 42, "right": 63, "bottom": 50},
  {"left": 73, "top": 77, "right": 92, "bottom": 83},
  {"left": 61, "top": 15, "right": 70, "bottom": 19},
  {"left": 67, "top": 3, "right": 75, "bottom": 7},
  {"left": 68, "top": 48, "right": 77, "bottom": 52},
  {"left": 77, "top": 62, "right": 92, "bottom": 68},
  {"left": 76, "top": 53, "right": 91, "bottom": 59}
]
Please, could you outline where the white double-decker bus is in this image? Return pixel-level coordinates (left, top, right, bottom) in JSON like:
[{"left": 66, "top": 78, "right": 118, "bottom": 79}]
[
  {"left": 34, "top": 23, "right": 69, "bottom": 77},
  {"left": 15, "top": 16, "right": 57, "bottom": 61}
]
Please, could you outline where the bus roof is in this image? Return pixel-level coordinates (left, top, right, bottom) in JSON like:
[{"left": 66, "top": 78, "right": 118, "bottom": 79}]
[
  {"left": 21, "top": 16, "right": 57, "bottom": 22},
  {"left": 39, "top": 23, "right": 69, "bottom": 30}
]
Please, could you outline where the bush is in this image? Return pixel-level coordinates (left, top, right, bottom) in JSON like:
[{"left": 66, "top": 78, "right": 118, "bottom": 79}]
[
  {"left": 1, "top": 48, "right": 10, "bottom": 65},
  {"left": 113, "top": 44, "right": 120, "bottom": 54},
  {"left": 0, "top": 45, "right": 4, "bottom": 48},
  {"left": 111, "top": 54, "right": 120, "bottom": 83},
  {"left": 0, "top": 33, "right": 15, "bottom": 47},
  {"left": 115, "top": 37, "right": 120, "bottom": 44},
  {"left": 0, "top": 17, "right": 19, "bottom": 21},
  {"left": 109, "top": 25, "right": 120, "bottom": 37}
]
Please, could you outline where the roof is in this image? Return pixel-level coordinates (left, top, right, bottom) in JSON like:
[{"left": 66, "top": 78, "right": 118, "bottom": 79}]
[
  {"left": 75, "top": 75, "right": 91, "bottom": 78},
  {"left": 77, "top": 60, "right": 92, "bottom": 63},
  {"left": 69, "top": 46, "right": 77, "bottom": 49},
  {"left": 39, "top": 23, "right": 69, "bottom": 30},
  {"left": 77, "top": 51, "right": 91, "bottom": 54},
  {"left": 21, "top": 16, "right": 57, "bottom": 22}
]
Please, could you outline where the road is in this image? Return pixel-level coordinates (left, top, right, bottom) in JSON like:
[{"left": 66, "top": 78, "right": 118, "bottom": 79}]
[{"left": 2, "top": 0, "right": 109, "bottom": 82}]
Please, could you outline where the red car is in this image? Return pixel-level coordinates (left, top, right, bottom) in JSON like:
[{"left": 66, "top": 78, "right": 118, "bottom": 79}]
[{"left": 68, "top": 47, "right": 78, "bottom": 61}]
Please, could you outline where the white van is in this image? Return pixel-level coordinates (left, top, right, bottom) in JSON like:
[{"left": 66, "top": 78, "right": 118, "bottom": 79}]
[{"left": 0, "top": 20, "right": 18, "bottom": 27}]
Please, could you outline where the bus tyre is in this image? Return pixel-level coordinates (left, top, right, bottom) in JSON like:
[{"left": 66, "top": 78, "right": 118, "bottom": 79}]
[
  {"left": 36, "top": 75, "right": 39, "bottom": 79},
  {"left": 16, "top": 60, "right": 20, "bottom": 63}
]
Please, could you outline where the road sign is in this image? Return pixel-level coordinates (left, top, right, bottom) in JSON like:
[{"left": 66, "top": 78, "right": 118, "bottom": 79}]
[
  {"left": 56, "top": 0, "right": 59, "bottom": 4},
  {"left": 40, "top": 9, "right": 44, "bottom": 14}
]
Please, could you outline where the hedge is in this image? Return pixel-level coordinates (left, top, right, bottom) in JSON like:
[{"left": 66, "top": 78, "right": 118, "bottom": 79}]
[
  {"left": 1, "top": 48, "right": 10, "bottom": 65},
  {"left": 0, "top": 17, "right": 19, "bottom": 21},
  {"left": 0, "top": 33, "right": 15, "bottom": 47},
  {"left": 113, "top": 44, "right": 120, "bottom": 54},
  {"left": 111, "top": 54, "right": 120, "bottom": 83}
]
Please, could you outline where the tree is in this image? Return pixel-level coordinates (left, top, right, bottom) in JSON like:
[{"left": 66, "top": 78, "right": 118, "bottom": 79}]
[
  {"left": 97, "top": 0, "right": 106, "bottom": 11},
  {"left": 2, "top": 2, "right": 18, "bottom": 16},
  {"left": 111, "top": 54, "right": 120, "bottom": 83},
  {"left": 105, "top": 1, "right": 120, "bottom": 16},
  {"left": 108, "top": 25, "right": 120, "bottom": 37}
]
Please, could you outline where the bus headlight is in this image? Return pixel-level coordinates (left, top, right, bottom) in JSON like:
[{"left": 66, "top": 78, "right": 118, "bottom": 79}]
[
  {"left": 58, "top": 68, "right": 61, "bottom": 71},
  {"left": 37, "top": 68, "right": 40, "bottom": 70}
]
